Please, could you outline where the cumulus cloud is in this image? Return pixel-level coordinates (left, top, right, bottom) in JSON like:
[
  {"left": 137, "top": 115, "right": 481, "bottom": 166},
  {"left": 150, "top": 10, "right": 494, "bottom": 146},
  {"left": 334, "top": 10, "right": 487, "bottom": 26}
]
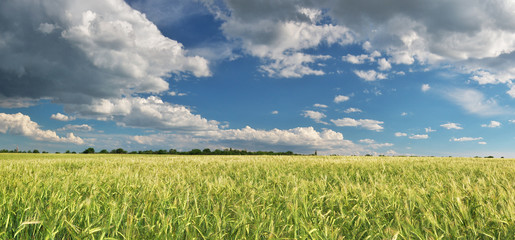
[
  {"left": 0, "top": 113, "right": 84, "bottom": 144},
  {"left": 65, "top": 96, "right": 219, "bottom": 131},
  {"left": 331, "top": 117, "right": 384, "bottom": 131},
  {"left": 395, "top": 132, "right": 407, "bottom": 137},
  {"left": 421, "top": 84, "right": 431, "bottom": 92},
  {"left": 334, "top": 95, "right": 350, "bottom": 103},
  {"left": 313, "top": 103, "right": 328, "bottom": 108},
  {"left": 478, "top": 141, "right": 487, "bottom": 145},
  {"left": 344, "top": 108, "right": 362, "bottom": 113},
  {"left": 440, "top": 122, "right": 463, "bottom": 130},
  {"left": 450, "top": 137, "right": 483, "bottom": 142},
  {"left": 58, "top": 124, "right": 93, "bottom": 132},
  {"left": 0, "top": 0, "right": 209, "bottom": 107},
  {"left": 353, "top": 70, "right": 387, "bottom": 81},
  {"left": 377, "top": 58, "right": 392, "bottom": 71},
  {"left": 444, "top": 88, "right": 507, "bottom": 116},
  {"left": 208, "top": 3, "right": 354, "bottom": 78},
  {"left": 271, "top": 110, "right": 279, "bottom": 115},
  {"left": 342, "top": 51, "right": 380, "bottom": 64},
  {"left": 409, "top": 134, "right": 428, "bottom": 139},
  {"left": 202, "top": 0, "right": 515, "bottom": 94},
  {"left": 169, "top": 91, "right": 187, "bottom": 97},
  {"left": 481, "top": 121, "right": 501, "bottom": 128},
  {"left": 302, "top": 110, "right": 327, "bottom": 124},
  {"left": 132, "top": 126, "right": 360, "bottom": 155},
  {"left": 51, "top": 113, "right": 76, "bottom": 122},
  {"left": 359, "top": 139, "right": 393, "bottom": 149}
]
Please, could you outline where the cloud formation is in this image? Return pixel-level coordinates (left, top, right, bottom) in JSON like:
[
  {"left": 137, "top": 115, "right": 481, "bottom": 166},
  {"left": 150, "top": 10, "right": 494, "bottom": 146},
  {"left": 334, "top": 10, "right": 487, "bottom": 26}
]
[
  {"left": 65, "top": 96, "right": 220, "bottom": 131},
  {"left": 450, "top": 137, "right": 483, "bottom": 142},
  {"left": 409, "top": 134, "right": 428, "bottom": 140},
  {"left": 331, "top": 118, "right": 384, "bottom": 131},
  {"left": 440, "top": 122, "right": 463, "bottom": 130},
  {"left": 334, "top": 95, "right": 350, "bottom": 103},
  {"left": 51, "top": 113, "right": 76, "bottom": 122},
  {"left": 0, "top": 0, "right": 209, "bottom": 107},
  {"left": 445, "top": 89, "right": 506, "bottom": 116},
  {"left": 353, "top": 70, "right": 387, "bottom": 81},
  {"left": 132, "top": 126, "right": 360, "bottom": 155},
  {"left": 481, "top": 121, "right": 501, "bottom": 128},
  {"left": 302, "top": 110, "right": 327, "bottom": 124},
  {"left": 0, "top": 113, "right": 84, "bottom": 144}
]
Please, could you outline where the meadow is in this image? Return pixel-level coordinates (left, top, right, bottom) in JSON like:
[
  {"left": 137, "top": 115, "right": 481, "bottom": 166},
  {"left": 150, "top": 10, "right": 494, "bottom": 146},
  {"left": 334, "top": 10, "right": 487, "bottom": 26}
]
[{"left": 0, "top": 154, "right": 514, "bottom": 239}]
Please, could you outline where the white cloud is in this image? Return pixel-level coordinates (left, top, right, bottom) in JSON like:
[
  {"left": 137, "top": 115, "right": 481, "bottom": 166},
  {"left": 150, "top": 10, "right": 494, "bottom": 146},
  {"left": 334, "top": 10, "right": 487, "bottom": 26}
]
[
  {"left": 481, "top": 120, "right": 501, "bottom": 128},
  {"left": 395, "top": 132, "right": 407, "bottom": 137},
  {"left": 440, "top": 122, "right": 463, "bottom": 130},
  {"left": 51, "top": 113, "right": 76, "bottom": 122},
  {"left": 342, "top": 54, "right": 369, "bottom": 64},
  {"left": 444, "top": 88, "right": 506, "bottom": 116},
  {"left": 359, "top": 139, "right": 375, "bottom": 144},
  {"left": 58, "top": 124, "right": 93, "bottom": 132},
  {"left": 353, "top": 70, "right": 387, "bottom": 81},
  {"left": 478, "top": 141, "right": 487, "bottom": 145},
  {"left": 401, "top": 112, "right": 408, "bottom": 116},
  {"left": 0, "top": 0, "right": 209, "bottom": 112},
  {"left": 342, "top": 52, "right": 380, "bottom": 64},
  {"left": 409, "top": 134, "right": 428, "bottom": 139},
  {"left": 331, "top": 117, "right": 384, "bottom": 131},
  {"left": 302, "top": 110, "right": 327, "bottom": 124},
  {"left": 313, "top": 103, "right": 328, "bottom": 108},
  {"left": 470, "top": 70, "right": 512, "bottom": 85},
  {"left": 198, "top": 126, "right": 359, "bottom": 154},
  {"left": 377, "top": 58, "right": 392, "bottom": 71},
  {"left": 271, "top": 110, "right": 279, "bottom": 115},
  {"left": 359, "top": 139, "right": 393, "bottom": 149},
  {"left": 169, "top": 91, "right": 187, "bottom": 97},
  {"left": 421, "top": 84, "right": 430, "bottom": 92},
  {"left": 211, "top": 5, "right": 354, "bottom": 78},
  {"left": 334, "top": 95, "right": 350, "bottom": 103},
  {"left": 450, "top": 137, "right": 483, "bottom": 142},
  {"left": 509, "top": 120, "right": 515, "bottom": 124},
  {"left": 0, "top": 112, "right": 84, "bottom": 144},
  {"left": 65, "top": 96, "right": 219, "bottom": 131},
  {"left": 425, "top": 127, "right": 436, "bottom": 133},
  {"left": 203, "top": 0, "right": 515, "bottom": 95},
  {"left": 344, "top": 108, "right": 362, "bottom": 113}
]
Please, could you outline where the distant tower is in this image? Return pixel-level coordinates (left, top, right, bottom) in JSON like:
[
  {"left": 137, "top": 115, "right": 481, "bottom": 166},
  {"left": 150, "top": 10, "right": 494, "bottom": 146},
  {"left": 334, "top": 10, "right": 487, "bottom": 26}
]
[{"left": 16, "top": 145, "right": 19, "bottom": 153}]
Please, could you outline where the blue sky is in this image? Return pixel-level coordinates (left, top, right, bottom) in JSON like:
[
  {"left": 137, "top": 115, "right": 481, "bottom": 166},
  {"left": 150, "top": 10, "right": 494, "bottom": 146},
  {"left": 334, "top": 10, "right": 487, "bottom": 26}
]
[{"left": 1, "top": 0, "right": 515, "bottom": 157}]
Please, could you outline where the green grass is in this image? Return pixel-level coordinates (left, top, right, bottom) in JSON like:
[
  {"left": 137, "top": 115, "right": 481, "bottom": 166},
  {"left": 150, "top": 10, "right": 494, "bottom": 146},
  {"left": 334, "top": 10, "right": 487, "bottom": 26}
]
[{"left": 0, "top": 154, "right": 514, "bottom": 239}]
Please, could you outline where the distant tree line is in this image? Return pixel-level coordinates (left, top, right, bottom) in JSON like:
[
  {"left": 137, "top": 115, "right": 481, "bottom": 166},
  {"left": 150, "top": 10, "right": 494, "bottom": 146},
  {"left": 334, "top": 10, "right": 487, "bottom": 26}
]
[{"left": 81, "top": 147, "right": 298, "bottom": 155}]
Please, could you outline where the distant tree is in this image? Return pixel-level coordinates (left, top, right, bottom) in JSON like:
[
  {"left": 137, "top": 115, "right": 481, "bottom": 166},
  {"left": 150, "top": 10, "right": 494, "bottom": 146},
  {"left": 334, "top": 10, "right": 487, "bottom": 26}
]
[
  {"left": 99, "top": 149, "right": 109, "bottom": 154},
  {"left": 202, "top": 148, "right": 211, "bottom": 154},
  {"left": 155, "top": 149, "right": 168, "bottom": 154},
  {"left": 83, "top": 148, "right": 95, "bottom": 154},
  {"left": 0, "top": 149, "right": 8, "bottom": 153},
  {"left": 72, "top": 151, "right": 76, "bottom": 154},
  {"left": 33, "top": 149, "right": 40, "bottom": 153},
  {"left": 42, "top": 151, "right": 48, "bottom": 154},
  {"left": 485, "top": 156, "right": 494, "bottom": 158},
  {"left": 113, "top": 148, "right": 127, "bottom": 154},
  {"left": 189, "top": 149, "right": 202, "bottom": 155},
  {"left": 169, "top": 149, "right": 177, "bottom": 154},
  {"left": 27, "top": 150, "right": 32, "bottom": 153},
  {"left": 65, "top": 150, "right": 71, "bottom": 153}
]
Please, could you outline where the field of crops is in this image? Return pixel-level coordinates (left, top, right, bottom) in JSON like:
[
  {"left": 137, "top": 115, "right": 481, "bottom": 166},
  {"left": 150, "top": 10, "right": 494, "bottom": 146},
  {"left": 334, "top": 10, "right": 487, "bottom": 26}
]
[{"left": 0, "top": 154, "right": 514, "bottom": 239}]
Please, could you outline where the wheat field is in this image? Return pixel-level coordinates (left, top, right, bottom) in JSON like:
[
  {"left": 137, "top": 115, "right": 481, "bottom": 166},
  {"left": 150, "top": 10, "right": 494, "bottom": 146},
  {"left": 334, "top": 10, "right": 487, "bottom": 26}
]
[{"left": 0, "top": 154, "right": 514, "bottom": 239}]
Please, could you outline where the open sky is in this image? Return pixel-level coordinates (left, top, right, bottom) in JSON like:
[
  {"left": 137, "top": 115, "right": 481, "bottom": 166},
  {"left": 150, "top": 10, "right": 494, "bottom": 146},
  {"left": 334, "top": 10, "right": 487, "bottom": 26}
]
[{"left": 1, "top": 0, "right": 515, "bottom": 156}]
